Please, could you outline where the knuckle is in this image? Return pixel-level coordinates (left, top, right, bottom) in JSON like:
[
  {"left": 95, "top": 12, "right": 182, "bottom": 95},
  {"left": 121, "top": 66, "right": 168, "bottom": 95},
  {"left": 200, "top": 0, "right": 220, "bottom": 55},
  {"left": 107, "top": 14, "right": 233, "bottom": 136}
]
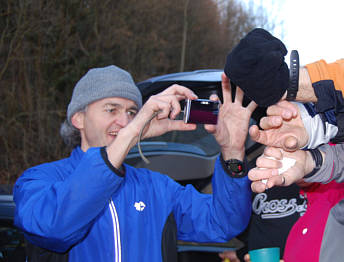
[
  {"left": 256, "top": 157, "right": 263, "bottom": 167},
  {"left": 263, "top": 146, "right": 271, "bottom": 155}
]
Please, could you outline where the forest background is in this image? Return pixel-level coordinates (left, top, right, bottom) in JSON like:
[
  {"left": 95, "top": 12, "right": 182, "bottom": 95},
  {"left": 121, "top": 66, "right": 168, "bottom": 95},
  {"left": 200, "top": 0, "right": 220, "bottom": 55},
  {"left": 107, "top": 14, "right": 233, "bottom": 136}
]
[{"left": 0, "top": 0, "right": 278, "bottom": 184}]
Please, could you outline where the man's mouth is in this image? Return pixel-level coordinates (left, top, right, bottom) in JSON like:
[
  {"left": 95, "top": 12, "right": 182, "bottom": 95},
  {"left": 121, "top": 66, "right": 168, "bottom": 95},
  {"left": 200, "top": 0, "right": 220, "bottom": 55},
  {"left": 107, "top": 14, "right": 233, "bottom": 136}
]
[{"left": 108, "top": 131, "right": 119, "bottom": 136}]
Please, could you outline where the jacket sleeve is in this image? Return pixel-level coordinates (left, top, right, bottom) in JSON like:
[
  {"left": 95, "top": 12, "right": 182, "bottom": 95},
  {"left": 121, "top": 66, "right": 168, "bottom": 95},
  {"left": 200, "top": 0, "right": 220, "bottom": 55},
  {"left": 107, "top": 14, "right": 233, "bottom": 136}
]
[
  {"left": 305, "top": 59, "right": 344, "bottom": 142},
  {"left": 294, "top": 102, "right": 338, "bottom": 149},
  {"left": 305, "top": 59, "right": 344, "bottom": 93},
  {"left": 13, "top": 147, "right": 123, "bottom": 252},
  {"left": 304, "top": 143, "right": 344, "bottom": 184},
  {"left": 172, "top": 156, "right": 251, "bottom": 243}
]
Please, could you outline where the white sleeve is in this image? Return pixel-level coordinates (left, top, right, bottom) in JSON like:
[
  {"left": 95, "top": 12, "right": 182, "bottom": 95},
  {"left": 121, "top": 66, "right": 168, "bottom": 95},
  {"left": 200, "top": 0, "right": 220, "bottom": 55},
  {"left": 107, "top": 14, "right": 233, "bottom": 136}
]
[{"left": 294, "top": 102, "right": 338, "bottom": 149}]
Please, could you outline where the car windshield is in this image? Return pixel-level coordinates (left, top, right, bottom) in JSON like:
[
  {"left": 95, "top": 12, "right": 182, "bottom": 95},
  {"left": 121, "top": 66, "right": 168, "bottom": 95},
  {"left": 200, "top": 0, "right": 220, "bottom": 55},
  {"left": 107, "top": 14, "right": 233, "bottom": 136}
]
[
  {"left": 145, "top": 124, "right": 220, "bottom": 156},
  {"left": 143, "top": 114, "right": 258, "bottom": 157}
]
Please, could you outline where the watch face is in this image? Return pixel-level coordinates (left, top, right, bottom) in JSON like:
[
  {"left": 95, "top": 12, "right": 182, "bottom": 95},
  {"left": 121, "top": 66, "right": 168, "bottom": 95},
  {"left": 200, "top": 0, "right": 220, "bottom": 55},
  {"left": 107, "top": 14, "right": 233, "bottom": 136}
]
[{"left": 227, "top": 160, "right": 243, "bottom": 173}]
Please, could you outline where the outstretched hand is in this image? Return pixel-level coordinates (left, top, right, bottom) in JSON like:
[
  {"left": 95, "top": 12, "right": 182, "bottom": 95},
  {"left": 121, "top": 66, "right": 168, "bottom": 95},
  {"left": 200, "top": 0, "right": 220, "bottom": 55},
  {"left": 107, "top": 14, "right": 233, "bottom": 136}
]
[
  {"left": 205, "top": 73, "right": 257, "bottom": 159},
  {"left": 249, "top": 101, "right": 308, "bottom": 151}
]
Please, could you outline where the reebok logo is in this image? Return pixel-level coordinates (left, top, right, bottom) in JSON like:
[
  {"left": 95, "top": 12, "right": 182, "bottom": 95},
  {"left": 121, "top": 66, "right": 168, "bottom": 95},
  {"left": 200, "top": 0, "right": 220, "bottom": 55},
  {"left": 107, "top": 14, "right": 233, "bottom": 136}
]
[{"left": 134, "top": 201, "right": 146, "bottom": 211}]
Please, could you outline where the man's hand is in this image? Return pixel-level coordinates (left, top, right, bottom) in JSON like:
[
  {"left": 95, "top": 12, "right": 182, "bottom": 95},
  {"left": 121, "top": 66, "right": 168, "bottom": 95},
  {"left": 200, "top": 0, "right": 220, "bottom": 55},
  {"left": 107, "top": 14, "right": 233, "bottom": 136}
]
[
  {"left": 106, "top": 84, "right": 198, "bottom": 168},
  {"left": 248, "top": 146, "right": 314, "bottom": 193},
  {"left": 129, "top": 84, "right": 198, "bottom": 142},
  {"left": 249, "top": 101, "right": 308, "bottom": 151},
  {"left": 218, "top": 250, "right": 241, "bottom": 262},
  {"left": 205, "top": 73, "right": 257, "bottom": 160}
]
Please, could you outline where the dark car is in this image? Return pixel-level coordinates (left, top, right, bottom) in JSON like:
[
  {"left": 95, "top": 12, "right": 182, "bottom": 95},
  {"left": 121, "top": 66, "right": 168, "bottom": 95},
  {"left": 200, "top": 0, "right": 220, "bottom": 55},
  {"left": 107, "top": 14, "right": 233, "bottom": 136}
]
[
  {"left": 127, "top": 69, "right": 265, "bottom": 187},
  {"left": 0, "top": 186, "right": 26, "bottom": 261},
  {"left": 1, "top": 69, "right": 265, "bottom": 261}
]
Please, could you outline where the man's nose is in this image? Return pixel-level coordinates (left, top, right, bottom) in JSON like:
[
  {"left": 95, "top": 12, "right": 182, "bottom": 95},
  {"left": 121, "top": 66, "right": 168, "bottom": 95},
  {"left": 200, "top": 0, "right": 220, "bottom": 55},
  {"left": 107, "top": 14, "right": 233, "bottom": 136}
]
[{"left": 116, "top": 112, "right": 130, "bottom": 127}]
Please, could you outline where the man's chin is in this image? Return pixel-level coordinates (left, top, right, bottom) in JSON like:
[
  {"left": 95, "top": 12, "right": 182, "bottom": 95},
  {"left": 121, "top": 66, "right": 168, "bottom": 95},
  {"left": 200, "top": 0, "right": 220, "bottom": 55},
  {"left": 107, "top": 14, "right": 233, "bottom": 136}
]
[{"left": 106, "top": 136, "right": 117, "bottom": 145}]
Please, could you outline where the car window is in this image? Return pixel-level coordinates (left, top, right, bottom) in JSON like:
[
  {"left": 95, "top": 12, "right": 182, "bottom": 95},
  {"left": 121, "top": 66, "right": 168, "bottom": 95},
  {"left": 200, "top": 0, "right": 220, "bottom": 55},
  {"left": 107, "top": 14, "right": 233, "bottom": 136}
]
[
  {"left": 143, "top": 114, "right": 258, "bottom": 157},
  {"left": 143, "top": 110, "right": 220, "bottom": 156}
]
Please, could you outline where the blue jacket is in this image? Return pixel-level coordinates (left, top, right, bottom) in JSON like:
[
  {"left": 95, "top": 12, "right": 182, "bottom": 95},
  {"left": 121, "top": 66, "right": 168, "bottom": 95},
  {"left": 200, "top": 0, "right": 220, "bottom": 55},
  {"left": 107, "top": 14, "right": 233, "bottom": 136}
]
[{"left": 14, "top": 147, "right": 251, "bottom": 261}]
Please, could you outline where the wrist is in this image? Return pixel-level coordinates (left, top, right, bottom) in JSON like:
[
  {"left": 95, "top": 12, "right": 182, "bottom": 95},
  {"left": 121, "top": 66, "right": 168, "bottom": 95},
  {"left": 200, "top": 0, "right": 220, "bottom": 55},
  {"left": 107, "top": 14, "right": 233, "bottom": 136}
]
[
  {"left": 304, "top": 150, "right": 315, "bottom": 175},
  {"left": 295, "top": 67, "right": 317, "bottom": 103},
  {"left": 121, "top": 123, "right": 141, "bottom": 148},
  {"left": 106, "top": 127, "right": 138, "bottom": 168},
  {"left": 304, "top": 148, "right": 323, "bottom": 178},
  {"left": 221, "top": 148, "right": 245, "bottom": 161}
]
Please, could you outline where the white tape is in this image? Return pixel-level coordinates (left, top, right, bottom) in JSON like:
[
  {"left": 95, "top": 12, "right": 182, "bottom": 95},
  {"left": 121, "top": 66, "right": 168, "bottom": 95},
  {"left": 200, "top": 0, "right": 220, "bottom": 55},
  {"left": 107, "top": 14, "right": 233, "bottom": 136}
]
[{"left": 261, "top": 156, "right": 296, "bottom": 184}]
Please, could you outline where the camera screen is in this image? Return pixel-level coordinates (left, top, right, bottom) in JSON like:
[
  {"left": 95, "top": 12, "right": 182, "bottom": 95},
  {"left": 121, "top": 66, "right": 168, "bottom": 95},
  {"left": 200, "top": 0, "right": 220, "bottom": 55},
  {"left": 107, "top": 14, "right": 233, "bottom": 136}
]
[{"left": 184, "top": 99, "right": 219, "bottom": 125}]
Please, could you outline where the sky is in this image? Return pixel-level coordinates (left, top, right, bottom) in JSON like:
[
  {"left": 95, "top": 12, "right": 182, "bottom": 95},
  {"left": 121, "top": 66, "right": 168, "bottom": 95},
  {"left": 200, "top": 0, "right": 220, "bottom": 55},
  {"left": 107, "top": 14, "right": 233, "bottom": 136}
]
[{"left": 244, "top": 0, "right": 344, "bottom": 66}]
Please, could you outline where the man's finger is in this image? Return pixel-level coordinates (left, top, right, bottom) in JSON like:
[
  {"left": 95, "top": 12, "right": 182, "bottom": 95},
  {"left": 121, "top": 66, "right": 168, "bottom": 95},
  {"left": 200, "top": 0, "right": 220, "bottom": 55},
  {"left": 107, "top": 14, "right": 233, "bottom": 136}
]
[
  {"left": 283, "top": 136, "right": 299, "bottom": 151},
  {"left": 246, "top": 100, "right": 258, "bottom": 112},
  {"left": 267, "top": 101, "right": 298, "bottom": 119},
  {"left": 234, "top": 86, "right": 244, "bottom": 103},
  {"left": 221, "top": 73, "right": 232, "bottom": 104},
  {"left": 249, "top": 125, "right": 268, "bottom": 144},
  {"left": 161, "top": 84, "right": 198, "bottom": 100},
  {"left": 209, "top": 94, "right": 220, "bottom": 103},
  {"left": 167, "top": 120, "right": 196, "bottom": 131},
  {"left": 259, "top": 116, "right": 282, "bottom": 130},
  {"left": 266, "top": 174, "right": 287, "bottom": 188},
  {"left": 256, "top": 156, "right": 282, "bottom": 169},
  {"left": 251, "top": 181, "right": 267, "bottom": 193},
  {"left": 248, "top": 167, "right": 279, "bottom": 182},
  {"left": 263, "top": 146, "right": 283, "bottom": 160}
]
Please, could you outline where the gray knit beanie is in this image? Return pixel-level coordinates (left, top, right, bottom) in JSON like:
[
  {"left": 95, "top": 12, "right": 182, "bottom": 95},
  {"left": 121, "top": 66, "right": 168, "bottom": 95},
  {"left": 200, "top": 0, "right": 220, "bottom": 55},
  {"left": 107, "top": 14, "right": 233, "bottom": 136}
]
[{"left": 67, "top": 65, "right": 142, "bottom": 124}]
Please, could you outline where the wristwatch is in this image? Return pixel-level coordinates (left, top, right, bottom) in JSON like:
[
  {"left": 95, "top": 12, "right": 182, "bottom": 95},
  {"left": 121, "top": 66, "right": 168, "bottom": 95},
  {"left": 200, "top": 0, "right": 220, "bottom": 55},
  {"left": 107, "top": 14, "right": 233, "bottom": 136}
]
[
  {"left": 286, "top": 50, "right": 299, "bottom": 101},
  {"left": 221, "top": 157, "right": 247, "bottom": 178}
]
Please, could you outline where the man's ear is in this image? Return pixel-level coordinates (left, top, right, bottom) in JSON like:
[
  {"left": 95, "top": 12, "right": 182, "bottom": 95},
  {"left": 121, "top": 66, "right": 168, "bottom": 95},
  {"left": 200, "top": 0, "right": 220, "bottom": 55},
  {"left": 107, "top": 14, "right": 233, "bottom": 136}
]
[{"left": 71, "top": 112, "right": 84, "bottom": 129}]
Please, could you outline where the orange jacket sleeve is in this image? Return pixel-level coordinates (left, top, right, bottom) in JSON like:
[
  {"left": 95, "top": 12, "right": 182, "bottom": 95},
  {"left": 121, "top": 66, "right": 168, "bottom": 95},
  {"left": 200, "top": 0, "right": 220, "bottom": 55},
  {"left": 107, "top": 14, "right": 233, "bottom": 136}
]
[{"left": 305, "top": 59, "right": 344, "bottom": 93}]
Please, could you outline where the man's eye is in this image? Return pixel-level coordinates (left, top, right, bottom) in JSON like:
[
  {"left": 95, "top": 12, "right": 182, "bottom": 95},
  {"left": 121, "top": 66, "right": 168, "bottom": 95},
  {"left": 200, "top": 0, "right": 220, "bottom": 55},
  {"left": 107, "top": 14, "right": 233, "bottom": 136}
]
[
  {"left": 106, "top": 108, "right": 116, "bottom": 113},
  {"left": 128, "top": 110, "right": 137, "bottom": 117}
]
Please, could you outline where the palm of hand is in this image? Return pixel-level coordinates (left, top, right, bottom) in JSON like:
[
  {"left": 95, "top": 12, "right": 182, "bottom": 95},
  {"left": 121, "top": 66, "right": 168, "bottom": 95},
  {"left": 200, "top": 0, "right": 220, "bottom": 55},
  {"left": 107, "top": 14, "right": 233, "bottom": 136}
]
[
  {"left": 250, "top": 114, "right": 308, "bottom": 151},
  {"left": 215, "top": 100, "right": 253, "bottom": 151}
]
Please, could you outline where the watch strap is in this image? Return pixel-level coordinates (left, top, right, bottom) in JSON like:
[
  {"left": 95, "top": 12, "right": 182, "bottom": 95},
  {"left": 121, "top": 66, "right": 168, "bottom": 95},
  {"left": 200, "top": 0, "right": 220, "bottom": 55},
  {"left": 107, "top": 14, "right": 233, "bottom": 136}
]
[
  {"left": 304, "top": 148, "right": 323, "bottom": 178},
  {"left": 286, "top": 50, "right": 299, "bottom": 101},
  {"left": 220, "top": 155, "right": 248, "bottom": 178}
]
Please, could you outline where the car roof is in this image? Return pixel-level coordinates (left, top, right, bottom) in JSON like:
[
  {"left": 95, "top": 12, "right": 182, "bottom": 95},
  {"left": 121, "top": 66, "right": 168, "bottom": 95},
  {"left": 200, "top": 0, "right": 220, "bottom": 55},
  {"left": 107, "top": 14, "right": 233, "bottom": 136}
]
[
  {"left": 138, "top": 69, "right": 222, "bottom": 84},
  {"left": 137, "top": 69, "right": 223, "bottom": 102},
  {"left": 136, "top": 69, "right": 266, "bottom": 121}
]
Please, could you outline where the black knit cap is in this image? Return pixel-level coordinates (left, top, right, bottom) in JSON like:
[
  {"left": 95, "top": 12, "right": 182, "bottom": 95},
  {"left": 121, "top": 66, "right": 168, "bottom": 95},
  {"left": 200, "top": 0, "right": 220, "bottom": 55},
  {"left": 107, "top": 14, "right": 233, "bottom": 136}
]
[{"left": 224, "top": 28, "right": 289, "bottom": 107}]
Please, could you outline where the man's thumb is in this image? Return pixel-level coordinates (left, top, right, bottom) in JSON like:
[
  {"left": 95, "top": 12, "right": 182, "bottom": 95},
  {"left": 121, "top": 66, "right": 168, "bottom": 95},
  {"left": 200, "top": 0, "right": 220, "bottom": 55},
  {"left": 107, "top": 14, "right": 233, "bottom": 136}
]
[{"left": 283, "top": 136, "right": 299, "bottom": 151}]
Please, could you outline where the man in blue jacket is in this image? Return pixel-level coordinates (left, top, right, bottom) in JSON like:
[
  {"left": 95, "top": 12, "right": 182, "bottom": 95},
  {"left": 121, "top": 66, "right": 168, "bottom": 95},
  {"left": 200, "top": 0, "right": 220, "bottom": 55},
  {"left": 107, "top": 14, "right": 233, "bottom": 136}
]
[{"left": 13, "top": 65, "right": 257, "bottom": 262}]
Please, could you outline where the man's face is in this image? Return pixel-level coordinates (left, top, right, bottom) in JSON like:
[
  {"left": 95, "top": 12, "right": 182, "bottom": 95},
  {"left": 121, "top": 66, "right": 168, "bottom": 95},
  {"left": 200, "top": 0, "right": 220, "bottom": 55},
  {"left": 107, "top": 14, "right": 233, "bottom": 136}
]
[{"left": 76, "top": 97, "right": 138, "bottom": 151}]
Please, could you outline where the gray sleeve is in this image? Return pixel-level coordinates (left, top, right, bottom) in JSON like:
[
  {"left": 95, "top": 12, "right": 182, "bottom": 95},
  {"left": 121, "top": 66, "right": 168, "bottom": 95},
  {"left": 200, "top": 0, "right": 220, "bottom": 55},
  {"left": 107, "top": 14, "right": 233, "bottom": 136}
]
[{"left": 304, "top": 143, "right": 344, "bottom": 183}]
